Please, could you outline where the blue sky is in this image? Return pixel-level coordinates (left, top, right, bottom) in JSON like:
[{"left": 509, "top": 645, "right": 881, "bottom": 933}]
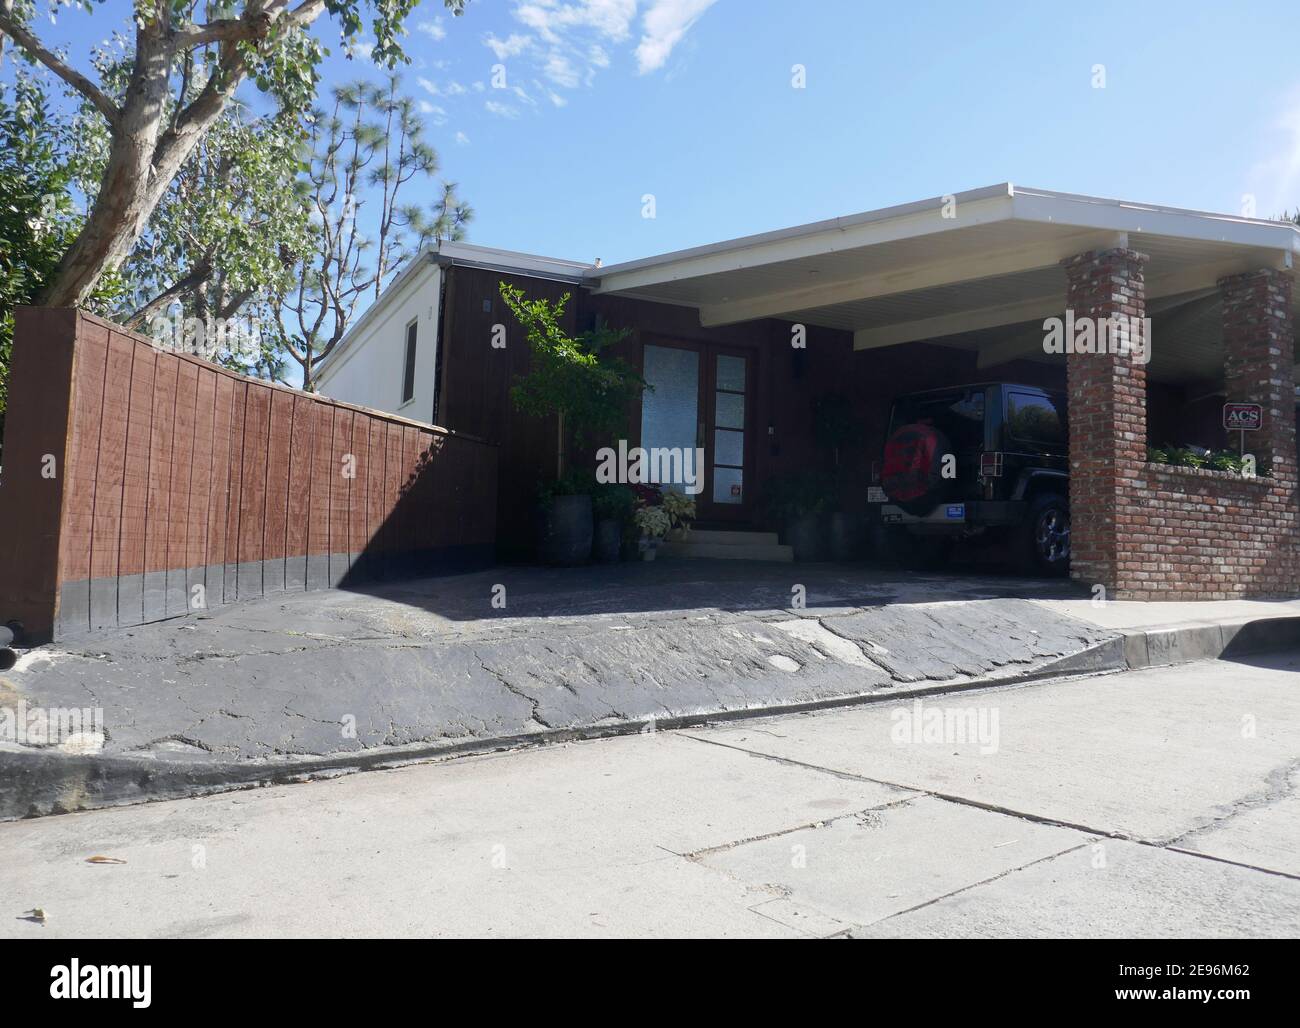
[{"left": 15, "top": 0, "right": 1300, "bottom": 269}]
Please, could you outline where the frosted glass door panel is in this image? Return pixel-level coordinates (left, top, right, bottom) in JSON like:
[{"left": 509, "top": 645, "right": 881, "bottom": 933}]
[{"left": 640, "top": 345, "right": 699, "bottom": 494}]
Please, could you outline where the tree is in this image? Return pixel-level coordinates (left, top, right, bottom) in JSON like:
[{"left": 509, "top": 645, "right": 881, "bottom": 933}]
[
  {"left": 0, "top": 68, "right": 121, "bottom": 454},
  {"left": 0, "top": 0, "right": 468, "bottom": 309},
  {"left": 276, "top": 76, "right": 471, "bottom": 391},
  {"left": 499, "top": 283, "right": 642, "bottom": 480}
]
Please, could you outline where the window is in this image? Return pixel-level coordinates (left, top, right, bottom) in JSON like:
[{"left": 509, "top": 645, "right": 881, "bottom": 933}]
[
  {"left": 890, "top": 389, "right": 985, "bottom": 452},
  {"left": 401, "top": 321, "right": 417, "bottom": 405},
  {"left": 1006, "top": 391, "right": 1064, "bottom": 447}
]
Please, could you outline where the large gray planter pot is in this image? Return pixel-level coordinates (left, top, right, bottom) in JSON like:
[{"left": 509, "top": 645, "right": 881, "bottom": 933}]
[
  {"left": 786, "top": 513, "right": 828, "bottom": 562},
  {"left": 594, "top": 518, "right": 622, "bottom": 563},
  {"left": 538, "top": 494, "right": 593, "bottom": 565},
  {"left": 827, "top": 511, "right": 866, "bottom": 561}
]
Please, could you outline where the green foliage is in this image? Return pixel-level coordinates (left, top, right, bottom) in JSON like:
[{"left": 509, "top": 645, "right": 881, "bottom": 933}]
[
  {"left": 277, "top": 76, "right": 470, "bottom": 389},
  {"left": 762, "top": 469, "right": 837, "bottom": 521},
  {"left": 537, "top": 468, "right": 598, "bottom": 508},
  {"left": 500, "top": 283, "right": 643, "bottom": 448},
  {"left": 0, "top": 69, "right": 120, "bottom": 448},
  {"left": 1146, "top": 446, "right": 1169, "bottom": 464},
  {"left": 592, "top": 482, "right": 637, "bottom": 523},
  {"left": 812, "top": 393, "right": 860, "bottom": 464},
  {"left": 1162, "top": 446, "right": 1206, "bottom": 469}
]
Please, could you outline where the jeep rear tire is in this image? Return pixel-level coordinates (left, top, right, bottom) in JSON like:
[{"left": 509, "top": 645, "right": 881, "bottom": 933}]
[{"left": 1021, "top": 493, "right": 1070, "bottom": 576}]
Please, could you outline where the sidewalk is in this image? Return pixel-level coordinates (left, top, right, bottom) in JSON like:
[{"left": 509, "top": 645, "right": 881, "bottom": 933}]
[
  {"left": 2, "top": 559, "right": 1296, "bottom": 819},
  {"left": 4, "top": 654, "right": 1298, "bottom": 938}
]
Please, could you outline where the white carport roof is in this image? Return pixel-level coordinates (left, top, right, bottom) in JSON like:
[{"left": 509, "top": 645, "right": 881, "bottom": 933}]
[{"left": 586, "top": 184, "right": 1300, "bottom": 385}]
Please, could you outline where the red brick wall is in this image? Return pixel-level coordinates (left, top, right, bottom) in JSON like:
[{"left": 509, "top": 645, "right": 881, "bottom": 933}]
[
  {"left": 1064, "top": 254, "right": 1300, "bottom": 600},
  {"left": 0, "top": 308, "right": 499, "bottom": 642}
]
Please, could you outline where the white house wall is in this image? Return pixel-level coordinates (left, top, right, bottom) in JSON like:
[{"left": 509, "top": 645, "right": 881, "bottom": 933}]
[{"left": 316, "top": 263, "right": 443, "bottom": 424}]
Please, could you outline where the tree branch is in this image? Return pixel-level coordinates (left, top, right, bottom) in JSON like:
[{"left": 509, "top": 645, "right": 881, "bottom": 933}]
[{"left": 0, "top": 12, "right": 121, "bottom": 127}]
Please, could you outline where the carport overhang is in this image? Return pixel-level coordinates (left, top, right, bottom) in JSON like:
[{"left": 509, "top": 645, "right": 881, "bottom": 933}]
[{"left": 585, "top": 183, "right": 1300, "bottom": 385}]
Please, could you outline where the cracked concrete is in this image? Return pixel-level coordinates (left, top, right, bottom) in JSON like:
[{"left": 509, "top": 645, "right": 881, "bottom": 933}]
[
  {"left": 2, "top": 654, "right": 1297, "bottom": 938},
  {"left": 0, "top": 561, "right": 1118, "bottom": 817}
]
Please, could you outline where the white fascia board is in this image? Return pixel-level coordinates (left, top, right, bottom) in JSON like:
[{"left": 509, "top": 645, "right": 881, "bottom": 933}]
[
  {"left": 588, "top": 184, "right": 1017, "bottom": 294},
  {"left": 434, "top": 241, "right": 592, "bottom": 281},
  {"left": 1010, "top": 188, "right": 1300, "bottom": 253}
]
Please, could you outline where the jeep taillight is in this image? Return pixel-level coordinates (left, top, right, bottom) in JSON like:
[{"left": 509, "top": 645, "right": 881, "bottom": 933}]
[{"left": 980, "top": 452, "right": 1003, "bottom": 478}]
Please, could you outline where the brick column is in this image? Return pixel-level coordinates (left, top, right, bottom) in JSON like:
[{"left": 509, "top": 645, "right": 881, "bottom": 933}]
[
  {"left": 1219, "top": 268, "right": 1296, "bottom": 486},
  {"left": 1061, "top": 248, "right": 1149, "bottom": 594}
]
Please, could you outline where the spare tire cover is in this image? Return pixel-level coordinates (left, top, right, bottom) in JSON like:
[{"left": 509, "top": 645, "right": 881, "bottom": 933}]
[{"left": 881, "top": 422, "right": 952, "bottom": 516}]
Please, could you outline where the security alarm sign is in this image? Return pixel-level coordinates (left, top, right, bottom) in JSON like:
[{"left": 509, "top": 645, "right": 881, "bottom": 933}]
[{"left": 1222, "top": 403, "right": 1263, "bottom": 431}]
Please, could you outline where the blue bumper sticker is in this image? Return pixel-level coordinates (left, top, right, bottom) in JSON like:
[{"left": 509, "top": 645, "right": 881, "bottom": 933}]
[{"left": 945, "top": 504, "right": 965, "bottom": 519}]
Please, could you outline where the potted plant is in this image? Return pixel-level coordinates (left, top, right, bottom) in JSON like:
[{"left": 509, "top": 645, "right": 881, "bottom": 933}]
[
  {"left": 813, "top": 394, "right": 865, "bottom": 560},
  {"left": 500, "top": 284, "right": 643, "bottom": 565},
  {"left": 633, "top": 504, "right": 671, "bottom": 560},
  {"left": 592, "top": 483, "right": 636, "bottom": 563},
  {"left": 763, "top": 470, "right": 834, "bottom": 562},
  {"left": 661, "top": 490, "right": 697, "bottom": 541}
]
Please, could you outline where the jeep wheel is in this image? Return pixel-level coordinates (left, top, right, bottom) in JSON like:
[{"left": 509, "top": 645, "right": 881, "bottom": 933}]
[{"left": 1023, "top": 494, "right": 1070, "bottom": 576}]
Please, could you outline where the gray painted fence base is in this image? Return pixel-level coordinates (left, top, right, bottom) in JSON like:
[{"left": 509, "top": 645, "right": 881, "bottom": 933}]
[{"left": 53, "top": 544, "right": 493, "bottom": 641}]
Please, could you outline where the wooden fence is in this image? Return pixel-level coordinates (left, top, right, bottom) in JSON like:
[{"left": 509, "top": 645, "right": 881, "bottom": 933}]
[{"left": 0, "top": 308, "right": 498, "bottom": 642}]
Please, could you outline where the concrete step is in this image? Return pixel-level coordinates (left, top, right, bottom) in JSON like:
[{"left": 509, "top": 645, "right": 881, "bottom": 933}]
[
  {"left": 659, "top": 540, "right": 794, "bottom": 562},
  {"left": 677, "top": 529, "right": 781, "bottom": 546}
]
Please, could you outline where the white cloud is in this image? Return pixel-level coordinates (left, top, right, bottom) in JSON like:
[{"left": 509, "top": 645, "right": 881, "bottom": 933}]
[
  {"left": 455, "top": 131, "right": 470, "bottom": 145},
  {"left": 417, "top": 18, "right": 447, "bottom": 41},
  {"left": 485, "top": 99, "right": 520, "bottom": 119},
  {"left": 635, "top": 0, "right": 718, "bottom": 74},
  {"left": 1249, "top": 88, "right": 1300, "bottom": 218},
  {"left": 418, "top": 101, "right": 449, "bottom": 125},
  {"left": 544, "top": 52, "right": 581, "bottom": 88},
  {"left": 485, "top": 33, "right": 533, "bottom": 60},
  {"left": 417, "top": 76, "right": 440, "bottom": 96},
  {"left": 515, "top": 0, "right": 637, "bottom": 45}
]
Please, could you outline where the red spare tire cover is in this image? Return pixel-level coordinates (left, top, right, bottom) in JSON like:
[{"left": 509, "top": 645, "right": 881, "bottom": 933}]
[{"left": 881, "top": 422, "right": 953, "bottom": 516}]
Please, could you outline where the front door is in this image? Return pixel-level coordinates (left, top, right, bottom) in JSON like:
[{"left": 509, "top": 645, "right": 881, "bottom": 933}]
[{"left": 640, "top": 341, "right": 754, "bottom": 522}]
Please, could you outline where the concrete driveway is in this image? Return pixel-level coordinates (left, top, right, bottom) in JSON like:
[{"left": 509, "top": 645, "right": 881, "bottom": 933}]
[{"left": 2, "top": 561, "right": 1122, "bottom": 817}]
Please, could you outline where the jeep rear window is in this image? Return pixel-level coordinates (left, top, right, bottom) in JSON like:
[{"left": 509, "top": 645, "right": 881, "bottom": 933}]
[
  {"left": 889, "top": 390, "right": 985, "bottom": 451},
  {"left": 1006, "top": 391, "right": 1065, "bottom": 447}
]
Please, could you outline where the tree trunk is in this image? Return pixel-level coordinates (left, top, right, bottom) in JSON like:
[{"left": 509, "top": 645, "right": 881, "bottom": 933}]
[{"left": 38, "top": 32, "right": 172, "bottom": 308}]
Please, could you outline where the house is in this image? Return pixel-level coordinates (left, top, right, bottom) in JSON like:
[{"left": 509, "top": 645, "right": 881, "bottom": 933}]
[{"left": 316, "top": 183, "right": 1300, "bottom": 600}]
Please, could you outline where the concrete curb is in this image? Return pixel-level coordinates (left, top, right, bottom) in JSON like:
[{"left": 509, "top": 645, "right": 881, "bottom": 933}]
[
  {"left": 0, "top": 637, "right": 1126, "bottom": 821},
  {"left": 1119, "top": 615, "right": 1300, "bottom": 669},
  {"left": 5, "top": 615, "right": 1294, "bottom": 823}
]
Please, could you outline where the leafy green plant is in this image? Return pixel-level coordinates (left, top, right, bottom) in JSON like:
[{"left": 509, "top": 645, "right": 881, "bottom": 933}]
[
  {"left": 592, "top": 483, "right": 636, "bottom": 523},
  {"left": 500, "top": 283, "right": 644, "bottom": 483},
  {"left": 762, "top": 470, "right": 836, "bottom": 522},
  {"left": 813, "top": 394, "right": 860, "bottom": 466},
  {"left": 1207, "top": 451, "right": 1244, "bottom": 474},
  {"left": 0, "top": 69, "right": 122, "bottom": 459},
  {"left": 537, "top": 468, "right": 598, "bottom": 510},
  {"left": 1163, "top": 446, "right": 1206, "bottom": 469},
  {"left": 1146, "top": 446, "right": 1169, "bottom": 464}
]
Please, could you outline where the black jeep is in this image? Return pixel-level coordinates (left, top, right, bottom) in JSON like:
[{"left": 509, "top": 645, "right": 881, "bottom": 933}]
[{"left": 869, "top": 383, "right": 1070, "bottom": 575}]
